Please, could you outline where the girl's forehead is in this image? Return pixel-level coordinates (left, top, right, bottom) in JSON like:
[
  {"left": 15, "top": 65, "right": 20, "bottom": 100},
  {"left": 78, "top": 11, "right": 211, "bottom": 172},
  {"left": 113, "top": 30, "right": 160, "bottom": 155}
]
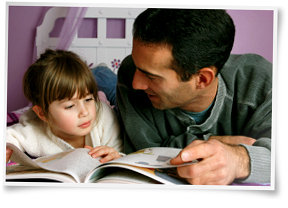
[
  {"left": 59, "top": 89, "right": 90, "bottom": 101},
  {"left": 71, "top": 89, "right": 90, "bottom": 99}
]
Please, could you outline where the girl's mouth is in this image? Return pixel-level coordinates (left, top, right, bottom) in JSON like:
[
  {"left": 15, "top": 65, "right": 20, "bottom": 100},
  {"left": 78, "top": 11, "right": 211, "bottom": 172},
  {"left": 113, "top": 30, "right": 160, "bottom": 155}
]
[{"left": 79, "top": 121, "right": 91, "bottom": 128}]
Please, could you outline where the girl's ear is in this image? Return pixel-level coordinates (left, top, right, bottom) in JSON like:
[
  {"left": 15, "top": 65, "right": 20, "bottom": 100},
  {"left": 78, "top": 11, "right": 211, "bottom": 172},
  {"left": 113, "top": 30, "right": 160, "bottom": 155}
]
[{"left": 32, "top": 105, "right": 48, "bottom": 122}]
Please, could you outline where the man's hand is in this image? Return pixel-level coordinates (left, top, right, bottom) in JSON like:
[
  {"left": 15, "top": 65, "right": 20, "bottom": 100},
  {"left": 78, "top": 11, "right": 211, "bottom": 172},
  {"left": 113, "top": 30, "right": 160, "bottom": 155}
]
[{"left": 170, "top": 138, "right": 251, "bottom": 185}]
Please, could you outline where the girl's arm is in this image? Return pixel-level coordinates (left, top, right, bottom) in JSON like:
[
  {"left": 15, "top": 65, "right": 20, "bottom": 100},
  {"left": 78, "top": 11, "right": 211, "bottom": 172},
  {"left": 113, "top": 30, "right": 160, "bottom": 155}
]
[{"left": 6, "top": 147, "right": 13, "bottom": 163}]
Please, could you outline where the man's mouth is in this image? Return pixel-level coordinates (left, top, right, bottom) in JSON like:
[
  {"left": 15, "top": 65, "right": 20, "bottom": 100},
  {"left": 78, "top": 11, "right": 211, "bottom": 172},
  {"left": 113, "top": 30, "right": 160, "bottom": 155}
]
[
  {"left": 145, "top": 90, "right": 156, "bottom": 96},
  {"left": 146, "top": 92, "right": 160, "bottom": 102},
  {"left": 147, "top": 93, "right": 156, "bottom": 98}
]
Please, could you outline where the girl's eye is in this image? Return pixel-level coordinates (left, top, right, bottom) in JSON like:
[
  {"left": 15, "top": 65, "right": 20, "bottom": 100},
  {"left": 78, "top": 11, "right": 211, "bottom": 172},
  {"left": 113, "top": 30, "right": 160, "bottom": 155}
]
[
  {"left": 85, "top": 97, "right": 94, "bottom": 102},
  {"left": 65, "top": 105, "right": 74, "bottom": 109}
]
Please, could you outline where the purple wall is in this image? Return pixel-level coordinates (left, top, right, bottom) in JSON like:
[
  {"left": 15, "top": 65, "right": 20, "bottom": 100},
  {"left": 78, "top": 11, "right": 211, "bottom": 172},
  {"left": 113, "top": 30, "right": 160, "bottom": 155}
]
[
  {"left": 228, "top": 10, "right": 274, "bottom": 62},
  {"left": 7, "top": 6, "right": 274, "bottom": 112},
  {"left": 7, "top": 6, "right": 51, "bottom": 112}
]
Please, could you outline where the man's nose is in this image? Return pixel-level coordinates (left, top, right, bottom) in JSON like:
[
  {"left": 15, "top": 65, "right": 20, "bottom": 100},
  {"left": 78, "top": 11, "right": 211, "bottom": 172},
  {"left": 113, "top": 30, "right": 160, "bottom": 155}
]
[{"left": 132, "top": 69, "right": 149, "bottom": 90}]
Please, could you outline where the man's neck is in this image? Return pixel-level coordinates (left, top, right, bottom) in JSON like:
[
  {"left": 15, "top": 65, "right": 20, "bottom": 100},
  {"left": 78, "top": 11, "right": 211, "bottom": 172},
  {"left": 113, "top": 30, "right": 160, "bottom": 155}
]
[{"left": 181, "top": 77, "right": 218, "bottom": 113}]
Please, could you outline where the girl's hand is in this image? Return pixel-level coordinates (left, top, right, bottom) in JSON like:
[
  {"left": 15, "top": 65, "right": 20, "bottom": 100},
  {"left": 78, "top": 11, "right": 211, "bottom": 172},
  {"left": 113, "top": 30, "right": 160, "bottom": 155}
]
[
  {"left": 6, "top": 147, "right": 13, "bottom": 163},
  {"left": 85, "top": 145, "right": 121, "bottom": 163}
]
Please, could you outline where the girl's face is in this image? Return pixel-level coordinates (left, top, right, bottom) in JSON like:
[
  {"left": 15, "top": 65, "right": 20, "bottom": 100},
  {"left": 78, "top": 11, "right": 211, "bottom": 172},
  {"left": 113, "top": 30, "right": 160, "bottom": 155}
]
[{"left": 47, "top": 92, "right": 97, "bottom": 144}]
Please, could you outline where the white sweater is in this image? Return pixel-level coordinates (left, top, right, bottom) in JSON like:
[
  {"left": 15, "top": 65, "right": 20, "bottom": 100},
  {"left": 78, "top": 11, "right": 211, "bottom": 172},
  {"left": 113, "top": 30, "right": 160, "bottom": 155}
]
[{"left": 6, "top": 101, "right": 123, "bottom": 159}]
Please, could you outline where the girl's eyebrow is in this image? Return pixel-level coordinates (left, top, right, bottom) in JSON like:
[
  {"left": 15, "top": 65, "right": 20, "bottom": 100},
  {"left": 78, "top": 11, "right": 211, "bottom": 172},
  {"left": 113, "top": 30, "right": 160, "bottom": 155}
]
[
  {"left": 60, "top": 92, "right": 92, "bottom": 102},
  {"left": 58, "top": 99, "right": 73, "bottom": 104}
]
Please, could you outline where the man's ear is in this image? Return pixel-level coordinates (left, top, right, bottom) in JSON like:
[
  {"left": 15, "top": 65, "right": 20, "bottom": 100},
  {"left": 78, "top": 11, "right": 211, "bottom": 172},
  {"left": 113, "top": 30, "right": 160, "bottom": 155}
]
[
  {"left": 32, "top": 105, "right": 48, "bottom": 122},
  {"left": 196, "top": 67, "right": 217, "bottom": 89}
]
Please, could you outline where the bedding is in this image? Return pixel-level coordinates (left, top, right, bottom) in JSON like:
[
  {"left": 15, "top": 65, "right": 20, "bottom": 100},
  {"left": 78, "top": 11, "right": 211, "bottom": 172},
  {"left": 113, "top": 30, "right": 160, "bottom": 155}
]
[{"left": 7, "top": 105, "right": 31, "bottom": 127}]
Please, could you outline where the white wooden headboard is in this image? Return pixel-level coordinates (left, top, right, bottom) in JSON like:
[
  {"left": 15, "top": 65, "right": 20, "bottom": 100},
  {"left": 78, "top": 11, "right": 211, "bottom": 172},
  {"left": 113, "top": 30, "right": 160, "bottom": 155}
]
[{"left": 36, "top": 7, "right": 145, "bottom": 72}]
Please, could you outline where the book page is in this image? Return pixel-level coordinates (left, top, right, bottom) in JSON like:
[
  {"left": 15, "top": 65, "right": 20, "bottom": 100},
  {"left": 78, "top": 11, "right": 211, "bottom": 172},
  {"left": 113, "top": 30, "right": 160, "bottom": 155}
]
[
  {"left": 105, "top": 147, "right": 196, "bottom": 168},
  {"left": 85, "top": 147, "right": 196, "bottom": 184},
  {"left": 6, "top": 143, "right": 40, "bottom": 168},
  {"left": 87, "top": 163, "right": 188, "bottom": 184},
  {"left": 94, "top": 169, "right": 160, "bottom": 184},
  {"left": 34, "top": 148, "right": 102, "bottom": 183},
  {"left": 7, "top": 143, "right": 103, "bottom": 183},
  {"left": 6, "top": 168, "right": 77, "bottom": 183}
]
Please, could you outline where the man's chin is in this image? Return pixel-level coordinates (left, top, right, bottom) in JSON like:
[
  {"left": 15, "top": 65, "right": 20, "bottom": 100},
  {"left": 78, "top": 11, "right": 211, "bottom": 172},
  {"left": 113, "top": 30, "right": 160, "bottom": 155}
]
[
  {"left": 150, "top": 101, "right": 168, "bottom": 110},
  {"left": 147, "top": 94, "right": 171, "bottom": 110}
]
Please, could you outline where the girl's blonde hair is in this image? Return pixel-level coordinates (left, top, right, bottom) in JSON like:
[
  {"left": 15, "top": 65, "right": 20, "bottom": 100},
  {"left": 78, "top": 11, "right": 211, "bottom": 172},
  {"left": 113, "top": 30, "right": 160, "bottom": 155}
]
[{"left": 23, "top": 49, "right": 100, "bottom": 117}]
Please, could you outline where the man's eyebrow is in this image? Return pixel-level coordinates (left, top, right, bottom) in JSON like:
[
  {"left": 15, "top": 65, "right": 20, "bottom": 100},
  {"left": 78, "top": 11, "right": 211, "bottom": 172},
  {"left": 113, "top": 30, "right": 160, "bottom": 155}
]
[{"left": 136, "top": 67, "right": 162, "bottom": 78}]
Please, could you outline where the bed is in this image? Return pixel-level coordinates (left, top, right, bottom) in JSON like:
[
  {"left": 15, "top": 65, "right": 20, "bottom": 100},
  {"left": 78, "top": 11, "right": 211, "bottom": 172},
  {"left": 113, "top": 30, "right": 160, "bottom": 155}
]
[{"left": 36, "top": 7, "right": 145, "bottom": 72}]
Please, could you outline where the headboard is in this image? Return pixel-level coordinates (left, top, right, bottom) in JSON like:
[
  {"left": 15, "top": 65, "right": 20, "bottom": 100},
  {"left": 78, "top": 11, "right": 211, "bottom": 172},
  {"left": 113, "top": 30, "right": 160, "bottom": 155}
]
[
  {"left": 36, "top": 7, "right": 145, "bottom": 73},
  {"left": 7, "top": 7, "right": 145, "bottom": 126}
]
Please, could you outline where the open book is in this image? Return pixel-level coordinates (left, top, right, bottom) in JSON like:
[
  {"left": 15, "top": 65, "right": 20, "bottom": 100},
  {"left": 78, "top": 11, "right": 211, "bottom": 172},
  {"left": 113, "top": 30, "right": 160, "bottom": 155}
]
[{"left": 6, "top": 143, "right": 197, "bottom": 184}]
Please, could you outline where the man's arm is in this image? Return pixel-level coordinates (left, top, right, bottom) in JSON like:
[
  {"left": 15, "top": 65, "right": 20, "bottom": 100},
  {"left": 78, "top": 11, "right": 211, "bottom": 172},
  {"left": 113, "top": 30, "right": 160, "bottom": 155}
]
[{"left": 209, "top": 135, "right": 256, "bottom": 145}]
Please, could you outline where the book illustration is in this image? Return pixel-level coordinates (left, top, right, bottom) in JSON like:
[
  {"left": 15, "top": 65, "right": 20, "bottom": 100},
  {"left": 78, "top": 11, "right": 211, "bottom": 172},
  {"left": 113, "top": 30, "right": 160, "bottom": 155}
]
[
  {"left": 128, "top": 148, "right": 173, "bottom": 166},
  {"left": 134, "top": 155, "right": 172, "bottom": 166},
  {"left": 130, "top": 148, "right": 154, "bottom": 155},
  {"left": 156, "top": 155, "right": 172, "bottom": 162}
]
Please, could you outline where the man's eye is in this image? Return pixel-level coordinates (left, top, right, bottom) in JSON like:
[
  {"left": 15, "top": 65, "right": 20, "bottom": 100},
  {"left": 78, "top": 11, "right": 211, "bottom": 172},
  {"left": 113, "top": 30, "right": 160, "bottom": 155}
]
[{"left": 146, "top": 75, "right": 156, "bottom": 80}]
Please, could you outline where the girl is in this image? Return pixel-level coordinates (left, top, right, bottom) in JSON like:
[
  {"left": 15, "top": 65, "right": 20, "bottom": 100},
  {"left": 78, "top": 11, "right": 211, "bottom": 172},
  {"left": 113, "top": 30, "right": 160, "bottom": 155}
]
[{"left": 6, "top": 49, "right": 122, "bottom": 164}]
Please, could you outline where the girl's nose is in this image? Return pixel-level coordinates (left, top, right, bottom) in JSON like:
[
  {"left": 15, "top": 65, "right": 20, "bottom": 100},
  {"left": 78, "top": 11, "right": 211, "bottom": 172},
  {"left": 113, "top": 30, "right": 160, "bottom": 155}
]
[
  {"left": 79, "top": 104, "right": 89, "bottom": 117},
  {"left": 132, "top": 69, "right": 149, "bottom": 90}
]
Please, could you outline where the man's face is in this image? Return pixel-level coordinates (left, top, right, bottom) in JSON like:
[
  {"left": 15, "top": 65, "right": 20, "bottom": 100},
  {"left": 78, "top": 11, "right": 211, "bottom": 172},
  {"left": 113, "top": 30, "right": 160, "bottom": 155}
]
[{"left": 131, "top": 39, "right": 200, "bottom": 110}]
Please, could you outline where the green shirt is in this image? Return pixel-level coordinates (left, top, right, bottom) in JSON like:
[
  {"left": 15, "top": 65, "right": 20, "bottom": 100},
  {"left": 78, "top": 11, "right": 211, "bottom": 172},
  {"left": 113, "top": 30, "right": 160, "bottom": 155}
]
[{"left": 117, "top": 53, "right": 272, "bottom": 184}]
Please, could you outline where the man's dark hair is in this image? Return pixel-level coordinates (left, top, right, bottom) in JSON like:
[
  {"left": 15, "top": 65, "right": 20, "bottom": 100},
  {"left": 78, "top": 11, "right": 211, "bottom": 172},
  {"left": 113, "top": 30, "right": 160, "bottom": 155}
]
[{"left": 133, "top": 9, "right": 235, "bottom": 81}]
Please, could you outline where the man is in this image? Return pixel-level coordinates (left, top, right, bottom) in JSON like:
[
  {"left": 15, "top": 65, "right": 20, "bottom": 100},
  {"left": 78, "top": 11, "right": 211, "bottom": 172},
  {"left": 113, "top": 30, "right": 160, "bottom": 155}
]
[{"left": 116, "top": 9, "right": 272, "bottom": 185}]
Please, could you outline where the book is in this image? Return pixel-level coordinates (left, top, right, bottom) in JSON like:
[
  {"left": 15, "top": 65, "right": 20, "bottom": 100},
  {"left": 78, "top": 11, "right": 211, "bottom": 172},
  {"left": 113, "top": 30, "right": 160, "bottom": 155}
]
[{"left": 6, "top": 143, "right": 197, "bottom": 184}]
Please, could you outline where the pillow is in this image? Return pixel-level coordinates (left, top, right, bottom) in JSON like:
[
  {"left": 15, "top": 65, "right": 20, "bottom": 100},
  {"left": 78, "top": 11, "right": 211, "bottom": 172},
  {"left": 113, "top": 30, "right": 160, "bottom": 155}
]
[
  {"left": 91, "top": 63, "right": 117, "bottom": 107},
  {"left": 7, "top": 105, "right": 31, "bottom": 126}
]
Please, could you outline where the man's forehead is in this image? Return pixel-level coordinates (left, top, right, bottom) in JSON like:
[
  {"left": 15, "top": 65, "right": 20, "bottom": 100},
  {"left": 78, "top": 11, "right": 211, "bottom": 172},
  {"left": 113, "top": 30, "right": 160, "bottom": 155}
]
[
  {"left": 132, "top": 39, "right": 172, "bottom": 49},
  {"left": 132, "top": 41, "right": 174, "bottom": 66}
]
